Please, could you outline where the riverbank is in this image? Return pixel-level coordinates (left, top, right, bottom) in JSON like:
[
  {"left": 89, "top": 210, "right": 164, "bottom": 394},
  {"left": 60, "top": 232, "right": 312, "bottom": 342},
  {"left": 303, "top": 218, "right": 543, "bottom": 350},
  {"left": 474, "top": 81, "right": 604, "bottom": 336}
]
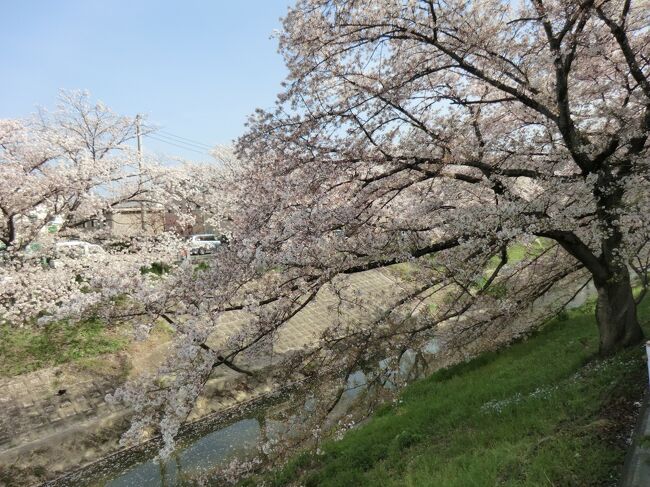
[
  {"left": 0, "top": 267, "right": 410, "bottom": 485},
  {"left": 245, "top": 293, "right": 650, "bottom": 487},
  {"left": 0, "top": 265, "right": 625, "bottom": 485}
]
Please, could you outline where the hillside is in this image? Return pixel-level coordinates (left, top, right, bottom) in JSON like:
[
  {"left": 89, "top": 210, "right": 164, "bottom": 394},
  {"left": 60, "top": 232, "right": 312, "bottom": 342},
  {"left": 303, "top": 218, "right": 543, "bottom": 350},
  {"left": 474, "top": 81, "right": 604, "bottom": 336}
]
[{"left": 249, "top": 294, "right": 650, "bottom": 487}]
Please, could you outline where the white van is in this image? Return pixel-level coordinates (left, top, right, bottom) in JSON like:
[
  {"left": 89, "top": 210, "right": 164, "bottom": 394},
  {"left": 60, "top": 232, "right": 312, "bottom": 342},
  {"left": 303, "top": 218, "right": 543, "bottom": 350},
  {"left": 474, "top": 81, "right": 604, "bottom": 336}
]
[
  {"left": 55, "top": 240, "right": 105, "bottom": 256},
  {"left": 188, "top": 234, "right": 221, "bottom": 255}
]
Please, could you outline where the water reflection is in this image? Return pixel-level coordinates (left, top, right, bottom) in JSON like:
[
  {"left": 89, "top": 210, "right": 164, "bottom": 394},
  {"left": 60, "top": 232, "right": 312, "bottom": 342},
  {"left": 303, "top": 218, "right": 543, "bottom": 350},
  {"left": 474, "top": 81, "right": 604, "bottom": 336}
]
[
  {"left": 54, "top": 338, "right": 440, "bottom": 486},
  {"left": 107, "top": 419, "right": 260, "bottom": 487},
  {"left": 73, "top": 281, "right": 599, "bottom": 485}
]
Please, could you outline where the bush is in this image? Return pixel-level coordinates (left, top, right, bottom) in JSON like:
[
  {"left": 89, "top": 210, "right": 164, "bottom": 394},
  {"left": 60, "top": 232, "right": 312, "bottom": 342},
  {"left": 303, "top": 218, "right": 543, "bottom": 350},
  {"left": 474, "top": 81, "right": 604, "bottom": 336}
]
[{"left": 140, "top": 261, "right": 171, "bottom": 275}]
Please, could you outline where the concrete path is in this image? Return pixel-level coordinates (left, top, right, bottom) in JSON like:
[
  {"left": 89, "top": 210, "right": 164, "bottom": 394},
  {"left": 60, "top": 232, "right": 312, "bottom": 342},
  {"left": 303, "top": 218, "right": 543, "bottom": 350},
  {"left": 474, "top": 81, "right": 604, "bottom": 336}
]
[{"left": 620, "top": 392, "right": 650, "bottom": 487}]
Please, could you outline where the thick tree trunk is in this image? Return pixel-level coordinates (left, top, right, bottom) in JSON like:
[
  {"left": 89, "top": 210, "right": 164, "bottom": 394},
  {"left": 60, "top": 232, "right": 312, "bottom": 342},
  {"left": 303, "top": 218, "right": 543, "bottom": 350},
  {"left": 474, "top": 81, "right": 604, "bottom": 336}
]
[{"left": 593, "top": 266, "right": 644, "bottom": 356}]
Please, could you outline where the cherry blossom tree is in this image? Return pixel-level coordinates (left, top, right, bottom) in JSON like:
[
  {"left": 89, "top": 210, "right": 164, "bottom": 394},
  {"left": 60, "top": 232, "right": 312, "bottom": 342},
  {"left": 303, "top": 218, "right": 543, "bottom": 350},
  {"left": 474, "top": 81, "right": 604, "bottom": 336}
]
[
  {"left": 4, "top": 1, "right": 650, "bottom": 473},
  {"left": 0, "top": 92, "right": 220, "bottom": 326},
  {"left": 104, "top": 0, "right": 650, "bottom": 465},
  {"left": 0, "top": 91, "right": 151, "bottom": 249},
  {"left": 237, "top": 0, "right": 650, "bottom": 356}
]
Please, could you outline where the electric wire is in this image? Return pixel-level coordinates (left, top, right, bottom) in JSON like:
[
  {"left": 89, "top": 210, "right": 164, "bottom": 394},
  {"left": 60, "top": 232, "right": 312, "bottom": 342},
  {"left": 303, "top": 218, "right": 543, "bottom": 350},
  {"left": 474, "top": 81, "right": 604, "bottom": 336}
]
[
  {"left": 141, "top": 125, "right": 214, "bottom": 150},
  {"left": 156, "top": 130, "right": 213, "bottom": 149},
  {"left": 144, "top": 134, "right": 210, "bottom": 155},
  {"left": 148, "top": 132, "right": 212, "bottom": 151}
]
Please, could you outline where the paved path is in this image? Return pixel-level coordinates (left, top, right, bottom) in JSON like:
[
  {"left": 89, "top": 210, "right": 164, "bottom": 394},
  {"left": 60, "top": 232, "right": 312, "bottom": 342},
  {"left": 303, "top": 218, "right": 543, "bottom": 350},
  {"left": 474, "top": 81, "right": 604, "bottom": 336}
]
[{"left": 620, "top": 390, "right": 650, "bottom": 486}]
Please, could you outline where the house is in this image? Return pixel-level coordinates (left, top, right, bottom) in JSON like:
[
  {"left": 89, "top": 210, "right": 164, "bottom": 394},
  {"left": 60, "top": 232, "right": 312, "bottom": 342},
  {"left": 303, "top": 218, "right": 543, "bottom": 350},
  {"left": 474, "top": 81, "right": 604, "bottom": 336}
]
[
  {"left": 78, "top": 202, "right": 233, "bottom": 239},
  {"left": 106, "top": 201, "right": 165, "bottom": 237}
]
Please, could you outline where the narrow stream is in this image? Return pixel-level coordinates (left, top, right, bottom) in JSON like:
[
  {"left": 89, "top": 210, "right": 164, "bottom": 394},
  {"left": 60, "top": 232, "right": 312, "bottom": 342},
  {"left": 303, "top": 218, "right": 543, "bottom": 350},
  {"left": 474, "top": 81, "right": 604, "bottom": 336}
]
[
  {"left": 106, "top": 419, "right": 261, "bottom": 487},
  {"left": 51, "top": 338, "right": 437, "bottom": 487},
  {"left": 50, "top": 281, "right": 596, "bottom": 486}
]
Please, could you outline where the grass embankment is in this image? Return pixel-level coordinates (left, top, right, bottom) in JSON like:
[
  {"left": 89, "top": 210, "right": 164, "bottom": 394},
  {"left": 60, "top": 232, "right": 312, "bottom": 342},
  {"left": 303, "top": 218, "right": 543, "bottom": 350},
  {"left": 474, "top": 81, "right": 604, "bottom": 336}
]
[
  {"left": 0, "top": 318, "right": 127, "bottom": 377},
  {"left": 254, "top": 294, "right": 650, "bottom": 487}
]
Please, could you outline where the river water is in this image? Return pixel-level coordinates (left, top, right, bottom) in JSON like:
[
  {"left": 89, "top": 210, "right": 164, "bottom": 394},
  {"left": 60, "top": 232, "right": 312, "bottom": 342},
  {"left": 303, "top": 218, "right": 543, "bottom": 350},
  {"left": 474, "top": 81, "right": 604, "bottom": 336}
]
[
  {"left": 105, "top": 419, "right": 261, "bottom": 486},
  {"left": 50, "top": 279, "right": 596, "bottom": 486},
  {"left": 49, "top": 339, "right": 436, "bottom": 487}
]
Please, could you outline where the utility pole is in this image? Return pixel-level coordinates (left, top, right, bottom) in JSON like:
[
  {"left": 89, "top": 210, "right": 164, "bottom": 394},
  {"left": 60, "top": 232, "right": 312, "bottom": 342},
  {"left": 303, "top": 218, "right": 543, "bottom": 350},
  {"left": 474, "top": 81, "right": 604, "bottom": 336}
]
[{"left": 135, "top": 114, "right": 146, "bottom": 231}]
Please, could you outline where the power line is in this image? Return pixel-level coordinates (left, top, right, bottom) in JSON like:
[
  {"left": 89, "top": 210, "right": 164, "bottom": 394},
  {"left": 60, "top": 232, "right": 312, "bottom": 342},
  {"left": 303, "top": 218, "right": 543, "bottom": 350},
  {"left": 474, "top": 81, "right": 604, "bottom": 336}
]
[
  {"left": 151, "top": 132, "right": 213, "bottom": 151},
  {"left": 147, "top": 132, "right": 212, "bottom": 152},
  {"left": 159, "top": 130, "right": 212, "bottom": 148},
  {"left": 156, "top": 130, "right": 214, "bottom": 150},
  {"left": 144, "top": 134, "right": 209, "bottom": 155}
]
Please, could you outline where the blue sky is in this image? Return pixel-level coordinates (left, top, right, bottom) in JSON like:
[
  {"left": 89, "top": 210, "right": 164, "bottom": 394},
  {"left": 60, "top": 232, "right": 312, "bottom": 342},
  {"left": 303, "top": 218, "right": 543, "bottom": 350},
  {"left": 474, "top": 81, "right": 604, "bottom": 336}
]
[{"left": 0, "top": 1, "right": 293, "bottom": 161}]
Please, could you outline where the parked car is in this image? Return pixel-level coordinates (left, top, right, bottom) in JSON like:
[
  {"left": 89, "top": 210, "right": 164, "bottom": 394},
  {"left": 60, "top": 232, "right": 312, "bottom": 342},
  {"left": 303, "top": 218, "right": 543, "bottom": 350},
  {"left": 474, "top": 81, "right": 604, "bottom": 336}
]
[
  {"left": 188, "top": 234, "right": 222, "bottom": 255},
  {"left": 47, "top": 240, "right": 104, "bottom": 267},
  {"left": 55, "top": 240, "right": 104, "bottom": 256},
  {"left": 49, "top": 240, "right": 104, "bottom": 267}
]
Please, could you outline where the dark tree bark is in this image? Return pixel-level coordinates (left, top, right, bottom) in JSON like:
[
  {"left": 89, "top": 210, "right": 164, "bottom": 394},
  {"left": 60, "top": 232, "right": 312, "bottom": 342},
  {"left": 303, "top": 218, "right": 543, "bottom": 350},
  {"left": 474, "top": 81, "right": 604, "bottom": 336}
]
[
  {"left": 591, "top": 167, "right": 645, "bottom": 356},
  {"left": 593, "top": 265, "right": 644, "bottom": 356},
  {"left": 538, "top": 229, "right": 644, "bottom": 356}
]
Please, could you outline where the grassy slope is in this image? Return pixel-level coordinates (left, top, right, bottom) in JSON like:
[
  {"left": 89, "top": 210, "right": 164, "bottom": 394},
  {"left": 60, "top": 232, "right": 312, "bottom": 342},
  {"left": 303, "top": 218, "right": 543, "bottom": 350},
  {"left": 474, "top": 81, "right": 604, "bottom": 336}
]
[
  {"left": 256, "top": 295, "right": 650, "bottom": 487},
  {"left": 0, "top": 318, "right": 127, "bottom": 377}
]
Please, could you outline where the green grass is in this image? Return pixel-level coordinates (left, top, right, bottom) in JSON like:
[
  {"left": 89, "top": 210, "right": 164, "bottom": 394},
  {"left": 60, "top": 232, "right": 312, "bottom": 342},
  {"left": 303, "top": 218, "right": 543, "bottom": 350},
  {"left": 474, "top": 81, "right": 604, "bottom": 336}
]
[
  {"left": 0, "top": 318, "right": 127, "bottom": 377},
  {"left": 486, "top": 238, "right": 551, "bottom": 272},
  {"left": 140, "top": 261, "right": 171, "bottom": 275},
  {"left": 251, "top": 294, "right": 650, "bottom": 487},
  {"left": 392, "top": 239, "right": 550, "bottom": 283}
]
